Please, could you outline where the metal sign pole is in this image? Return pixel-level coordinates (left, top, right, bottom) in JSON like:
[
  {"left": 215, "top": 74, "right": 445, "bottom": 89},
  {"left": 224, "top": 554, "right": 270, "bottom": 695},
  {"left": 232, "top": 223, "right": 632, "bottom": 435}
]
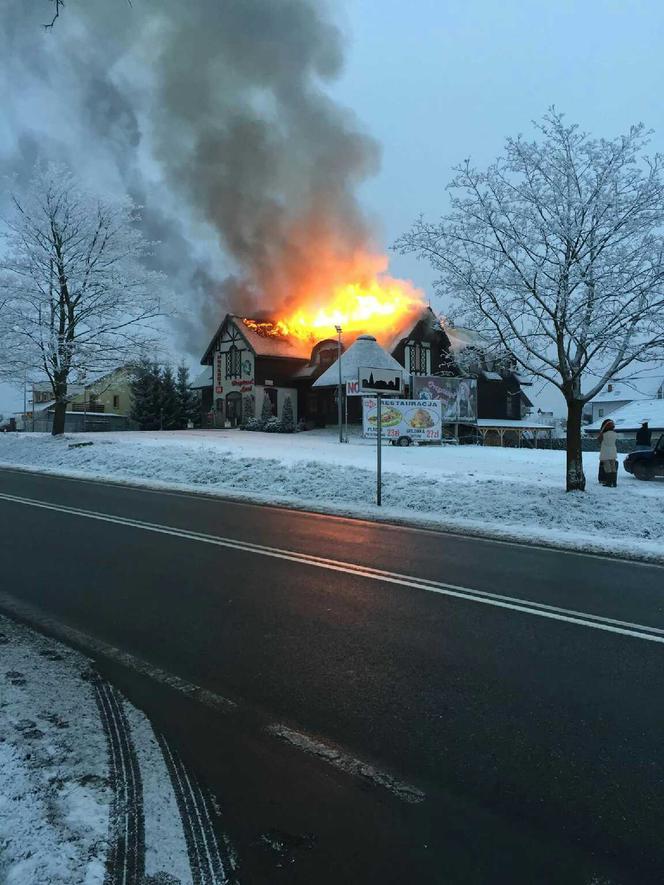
[
  {"left": 344, "top": 390, "right": 348, "bottom": 443},
  {"left": 376, "top": 394, "right": 382, "bottom": 506}
]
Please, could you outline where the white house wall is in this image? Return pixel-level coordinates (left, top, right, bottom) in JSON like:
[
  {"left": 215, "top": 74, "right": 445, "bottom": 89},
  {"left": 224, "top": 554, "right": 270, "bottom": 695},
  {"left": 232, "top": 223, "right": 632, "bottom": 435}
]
[{"left": 213, "top": 322, "right": 256, "bottom": 422}]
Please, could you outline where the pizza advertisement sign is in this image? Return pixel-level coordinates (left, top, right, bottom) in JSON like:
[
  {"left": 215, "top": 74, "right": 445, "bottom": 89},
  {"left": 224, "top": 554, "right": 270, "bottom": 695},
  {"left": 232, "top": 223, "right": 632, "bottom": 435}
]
[{"left": 362, "top": 398, "right": 442, "bottom": 441}]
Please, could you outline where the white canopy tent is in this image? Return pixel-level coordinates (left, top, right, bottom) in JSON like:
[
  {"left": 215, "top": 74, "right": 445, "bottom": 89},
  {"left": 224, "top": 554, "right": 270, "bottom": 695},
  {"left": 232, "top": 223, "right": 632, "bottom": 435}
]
[{"left": 313, "top": 335, "right": 407, "bottom": 388}]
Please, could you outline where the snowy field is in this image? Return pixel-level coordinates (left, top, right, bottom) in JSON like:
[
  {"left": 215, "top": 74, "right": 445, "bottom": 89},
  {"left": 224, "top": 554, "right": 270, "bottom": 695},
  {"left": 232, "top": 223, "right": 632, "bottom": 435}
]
[
  {"left": 1, "top": 428, "right": 663, "bottom": 561},
  {"left": 0, "top": 611, "right": 231, "bottom": 885}
]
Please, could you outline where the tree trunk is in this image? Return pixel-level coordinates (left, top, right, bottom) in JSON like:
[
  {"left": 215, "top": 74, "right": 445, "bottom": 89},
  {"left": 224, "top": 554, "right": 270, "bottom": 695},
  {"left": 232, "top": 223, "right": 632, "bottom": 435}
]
[
  {"left": 565, "top": 399, "right": 586, "bottom": 491},
  {"left": 51, "top": 374, "right": 68, "bottom": 436},
  {"left": 51, "top": 399, "right": 67, "bottom": 436}
]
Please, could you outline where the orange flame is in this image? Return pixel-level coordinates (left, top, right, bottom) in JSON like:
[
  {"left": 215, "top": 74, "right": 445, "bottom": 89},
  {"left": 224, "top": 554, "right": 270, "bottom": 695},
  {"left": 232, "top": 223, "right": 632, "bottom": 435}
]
[{"left": 244, "top": 253, "right": 425, "bottom": 346}]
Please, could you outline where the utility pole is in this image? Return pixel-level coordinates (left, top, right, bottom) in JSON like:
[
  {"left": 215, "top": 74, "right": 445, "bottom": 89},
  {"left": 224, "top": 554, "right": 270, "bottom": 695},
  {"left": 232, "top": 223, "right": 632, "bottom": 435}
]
[{"left": 335, "top": 325, "right": 343, "bottom": 444}]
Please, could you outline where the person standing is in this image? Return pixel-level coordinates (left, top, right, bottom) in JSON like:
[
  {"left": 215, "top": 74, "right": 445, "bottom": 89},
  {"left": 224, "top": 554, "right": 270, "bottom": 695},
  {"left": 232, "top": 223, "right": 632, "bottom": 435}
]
[
  {"left": 598, "top": 418, "right": 618, "bottom": 487},
  {"left": 635, "top": 420, "right": 652, "bottom": 451}
]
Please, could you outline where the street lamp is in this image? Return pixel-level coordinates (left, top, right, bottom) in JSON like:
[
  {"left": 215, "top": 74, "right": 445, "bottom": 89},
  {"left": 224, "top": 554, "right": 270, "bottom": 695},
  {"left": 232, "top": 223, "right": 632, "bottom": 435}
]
[{"left": 335, "top": 325, "right": 343, "bottom": 443}]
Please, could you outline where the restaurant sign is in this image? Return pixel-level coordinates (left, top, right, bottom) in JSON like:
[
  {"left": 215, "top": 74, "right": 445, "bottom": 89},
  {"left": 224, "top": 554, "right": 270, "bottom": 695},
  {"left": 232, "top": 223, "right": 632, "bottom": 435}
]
[{"left": 362, "top": 398, "right": 442, "bottom": 441}]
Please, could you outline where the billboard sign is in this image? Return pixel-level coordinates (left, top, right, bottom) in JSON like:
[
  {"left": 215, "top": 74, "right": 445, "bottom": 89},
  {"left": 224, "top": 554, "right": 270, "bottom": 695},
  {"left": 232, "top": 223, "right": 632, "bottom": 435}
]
[
  {"left": 362, "top": 398, "right": 442, "bottom": 442},
  {"left": 412, "top": 376, "right": 477, "bottom": 422},
  {"left": 358, "top": 366, "right": 404, "bottom": 394}
]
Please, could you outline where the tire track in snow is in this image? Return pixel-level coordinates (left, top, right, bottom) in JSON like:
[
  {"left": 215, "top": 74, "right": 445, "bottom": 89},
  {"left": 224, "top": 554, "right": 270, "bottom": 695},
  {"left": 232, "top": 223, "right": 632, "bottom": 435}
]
[
  {"left": 92, "top": 674, "right": 145, "bottom": 885},
  {"left": 157, "top": 733, "right": 231, "bottom": 884}
]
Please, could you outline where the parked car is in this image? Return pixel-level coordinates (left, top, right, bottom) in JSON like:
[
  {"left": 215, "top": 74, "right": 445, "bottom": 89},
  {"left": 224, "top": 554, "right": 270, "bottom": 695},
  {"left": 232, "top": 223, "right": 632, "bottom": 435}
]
[{"left": 623, "top": 434, "right": 664, "bottom": 480}]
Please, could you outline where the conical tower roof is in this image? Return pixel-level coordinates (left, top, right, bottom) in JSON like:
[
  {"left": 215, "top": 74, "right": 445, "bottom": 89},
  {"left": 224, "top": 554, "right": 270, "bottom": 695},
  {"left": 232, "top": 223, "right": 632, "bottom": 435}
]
[{"left": 313, "top": 335, "right": 406, "bottom": 388}]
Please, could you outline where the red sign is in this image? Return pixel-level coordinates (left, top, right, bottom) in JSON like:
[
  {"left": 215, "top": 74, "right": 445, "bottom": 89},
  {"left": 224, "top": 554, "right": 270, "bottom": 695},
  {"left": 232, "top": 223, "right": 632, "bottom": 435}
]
[{"left": 232, "top": 378, "right": 254, "bottom": 387}]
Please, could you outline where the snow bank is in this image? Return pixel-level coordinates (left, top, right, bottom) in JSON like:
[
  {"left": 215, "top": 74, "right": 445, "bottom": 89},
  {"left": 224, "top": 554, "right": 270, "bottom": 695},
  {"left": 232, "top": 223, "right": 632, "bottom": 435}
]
[
  {"left": 0, "top": 616, "right": 110, "bottom": 884},
  {"left": 1, "top": 429, "right": 662, "bottom": 561}
]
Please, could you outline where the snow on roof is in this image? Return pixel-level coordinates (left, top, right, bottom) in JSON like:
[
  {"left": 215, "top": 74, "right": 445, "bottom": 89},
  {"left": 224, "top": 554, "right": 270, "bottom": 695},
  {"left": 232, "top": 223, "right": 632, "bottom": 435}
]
[
  {"left": 313, "top": 335, "right": 407, "bottom": 388},
  {"left": 588, "top": 374, "right": 663, "bottom": 404},
  {"left": 481, "top": 370, "right": 502, "bottom": 381},
  {"left": 190, "top": 366, "right": 213, "bottom": 389},
  {"left": 380, "top": 305, "right": 439, "bottom": 354},
  {"left": 477, "top": 418, "right": 555, "bottom": 429},
  {"left": 586, "top": 397, "right": 664, "bottom": 432},
  {"left": 445, "top": 325, "right": 486, "bottom": 352}
]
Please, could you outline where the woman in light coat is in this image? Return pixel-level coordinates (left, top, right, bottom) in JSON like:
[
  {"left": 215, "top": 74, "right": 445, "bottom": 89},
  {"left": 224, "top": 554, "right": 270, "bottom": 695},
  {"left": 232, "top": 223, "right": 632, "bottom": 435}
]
[{"left": 598, "top": 418, "right": 618, "bottom": 487}]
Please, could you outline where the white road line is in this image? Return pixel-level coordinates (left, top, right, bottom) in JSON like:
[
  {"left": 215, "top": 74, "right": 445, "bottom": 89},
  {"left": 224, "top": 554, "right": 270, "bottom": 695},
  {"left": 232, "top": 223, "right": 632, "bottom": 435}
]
[
  {"left": 0, "top": 589, "right": 426, "bottom": 807},
  {"left": 1, "top": 462, "right": 659, "bottom": 568},
  {"left": 266, "top": 724, "right": 425, "bottom": 804},
  {"left": 0, "top": 589, "right": 237, "bottom": 712},
  {"left": 0, "top": 489, "right": 662, "bottom": 644}
]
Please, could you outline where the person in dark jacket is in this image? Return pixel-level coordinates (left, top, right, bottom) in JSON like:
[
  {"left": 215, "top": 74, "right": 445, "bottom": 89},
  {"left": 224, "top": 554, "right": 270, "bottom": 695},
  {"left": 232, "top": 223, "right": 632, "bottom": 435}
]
[{"left": 635, "top": 420, "right": 652, "bottom": 451}]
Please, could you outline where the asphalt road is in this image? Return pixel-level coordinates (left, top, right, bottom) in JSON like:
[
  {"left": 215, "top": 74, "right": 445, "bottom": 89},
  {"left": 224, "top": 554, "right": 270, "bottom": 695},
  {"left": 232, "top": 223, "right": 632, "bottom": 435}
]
[{"left": 1, "top": 466, "right": 663, "bottom": 884}]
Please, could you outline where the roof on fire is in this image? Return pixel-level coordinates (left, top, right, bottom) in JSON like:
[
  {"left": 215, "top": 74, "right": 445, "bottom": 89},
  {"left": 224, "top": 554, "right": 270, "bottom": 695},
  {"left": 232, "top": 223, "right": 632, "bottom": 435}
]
[
  {"left": 237, "top": 318, "right": 312, "bottom": 359},
  {"left": 313, "top": 335, "right": 407, "bottom": 388},
  {"left": 201, "top": 314, "right": 312, "bottom": 363}
]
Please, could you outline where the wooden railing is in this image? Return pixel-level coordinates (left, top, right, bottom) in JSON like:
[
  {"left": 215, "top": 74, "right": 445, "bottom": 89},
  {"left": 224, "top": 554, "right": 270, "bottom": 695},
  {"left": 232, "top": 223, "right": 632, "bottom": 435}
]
[{"left": 71, "top": 402, "right": 105, "bottom": 413}]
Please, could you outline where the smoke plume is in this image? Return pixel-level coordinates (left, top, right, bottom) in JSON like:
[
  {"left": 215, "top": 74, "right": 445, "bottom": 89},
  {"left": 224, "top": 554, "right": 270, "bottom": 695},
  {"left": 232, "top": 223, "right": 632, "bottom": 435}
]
[{"left": 0, "top": 0, "right": 380, "bottom": 355}]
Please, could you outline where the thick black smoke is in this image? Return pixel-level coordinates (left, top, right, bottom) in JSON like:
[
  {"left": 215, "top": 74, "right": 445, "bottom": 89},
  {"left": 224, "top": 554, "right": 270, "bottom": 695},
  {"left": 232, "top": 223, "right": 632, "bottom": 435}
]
[{"left": 1, "top": 0, "right": 380, "bottom": 355}]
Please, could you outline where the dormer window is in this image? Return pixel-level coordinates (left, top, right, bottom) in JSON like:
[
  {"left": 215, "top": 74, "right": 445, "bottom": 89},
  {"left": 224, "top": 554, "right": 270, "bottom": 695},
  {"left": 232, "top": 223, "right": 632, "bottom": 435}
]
[
  {"left": 607, "top": 383, "right": 613, "bottom": 393},
  {"left": 406, "top": 341, "right": 431, "bottom": 375}
]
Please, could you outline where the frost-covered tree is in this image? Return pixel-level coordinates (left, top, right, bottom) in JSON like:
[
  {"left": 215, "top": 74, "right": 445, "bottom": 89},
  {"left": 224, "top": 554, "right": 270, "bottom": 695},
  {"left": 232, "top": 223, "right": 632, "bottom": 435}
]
[
  {"left": 160, "top": 365, "right": 179, "bottom": 430},
  {"left": 396, "top": 111, "right": 664, "bottom": 490},
  {"left": 281, "top": 395, "right": 295, "bottom": 432},
  {"left": 130, "top": 359, "right": 162, "bottom": 431},
  {"left": 176, "top": 363, "right": 198, "bottom": 428},
  {"left": 0, "top": 164, "right": 165, "bottom": 435},
  {"left": 261, "top": 391, "right": 273, "bottom": 423}
]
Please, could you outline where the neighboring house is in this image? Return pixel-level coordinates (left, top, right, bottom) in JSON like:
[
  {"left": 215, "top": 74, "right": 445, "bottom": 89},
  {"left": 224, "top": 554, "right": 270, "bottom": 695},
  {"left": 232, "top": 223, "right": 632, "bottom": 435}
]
[
  {"left": 25, "top": 367, "right": 134, "bottom": 432},
  {"left": 584, "top": 375, "right": 664, "bottom": 424},
  {"left": 68, "top": 367, "right": 134, "bottom": 417},
  {"left": 586, "top": 398, "right": 664, "bottom": 440}
]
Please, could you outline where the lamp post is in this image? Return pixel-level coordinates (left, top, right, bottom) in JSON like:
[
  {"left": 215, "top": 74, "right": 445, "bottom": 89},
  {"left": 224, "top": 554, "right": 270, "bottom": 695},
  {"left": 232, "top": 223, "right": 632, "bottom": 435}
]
[{"left": 335, "top": 325, "right": 343, "bottom": 443}]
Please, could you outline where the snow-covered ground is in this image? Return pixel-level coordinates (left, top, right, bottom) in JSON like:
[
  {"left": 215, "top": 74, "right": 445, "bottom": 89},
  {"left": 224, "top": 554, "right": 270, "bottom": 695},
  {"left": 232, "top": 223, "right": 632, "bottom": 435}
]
[
  {"left": 0, "top": 613, "right": 231, "bottom": 884},
  {"left": 0, "top": 428, "right": 663, "bottom": 561}
]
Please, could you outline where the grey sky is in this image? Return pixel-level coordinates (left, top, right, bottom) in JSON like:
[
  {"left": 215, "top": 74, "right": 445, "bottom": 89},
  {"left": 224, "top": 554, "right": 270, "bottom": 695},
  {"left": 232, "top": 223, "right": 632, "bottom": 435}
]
[{"left": 2, "top": 0, "right": 663, "bottom": 414}]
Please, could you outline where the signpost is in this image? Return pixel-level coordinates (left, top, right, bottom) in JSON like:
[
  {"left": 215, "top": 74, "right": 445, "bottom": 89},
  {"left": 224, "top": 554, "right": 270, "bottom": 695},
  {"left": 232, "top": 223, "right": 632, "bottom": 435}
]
[
  {"left": 358, "top": 366, "right": 404, "bottom": 395},
  {"left": 376, "top": 394, "right": 382, "bottom": 506},
  {"left": 362, "top": 398, "right": 442, "bottom": 442}
]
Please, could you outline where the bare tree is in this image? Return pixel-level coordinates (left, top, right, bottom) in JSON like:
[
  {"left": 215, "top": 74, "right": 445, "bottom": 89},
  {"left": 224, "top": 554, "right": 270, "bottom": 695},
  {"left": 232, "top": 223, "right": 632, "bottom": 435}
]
[
  {"left": 396, "top": 111, "right": 664, "bottom": 490},
  {"left": 0, "top": 164, "right": 166, "bottom": 435},
  {"left": 43, "top": 0, "right": 63, "bottom": 29},
  {"left": 43, "top": 0, "right": 132, "bottom": 29}
]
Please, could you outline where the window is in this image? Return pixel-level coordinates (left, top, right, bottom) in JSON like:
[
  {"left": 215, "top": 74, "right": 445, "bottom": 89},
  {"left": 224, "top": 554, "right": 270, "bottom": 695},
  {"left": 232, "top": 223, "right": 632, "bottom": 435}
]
[
  {"left": 225, "top": 345, "right": 241, "bottom": 379},
  {"left": 113, "top": 395, "right": 120, "bottom": 410},
  {"left": 598, "top": 408, "right": 604, "bottom": 418},
  {"left": 319, "top": 348, "right": 336, "bottom": 369},
  {"left": 607, "top": 383, "right": 613, "bottom": 393},
  {"left": 406, "top": 342, "right": 431, "bottom": 375}
]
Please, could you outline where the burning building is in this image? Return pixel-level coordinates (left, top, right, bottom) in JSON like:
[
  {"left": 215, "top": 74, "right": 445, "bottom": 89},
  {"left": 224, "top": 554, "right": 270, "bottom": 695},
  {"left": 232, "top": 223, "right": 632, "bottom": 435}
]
[{"left": 196, "top": 264, "right": 533, "bottom": 430}]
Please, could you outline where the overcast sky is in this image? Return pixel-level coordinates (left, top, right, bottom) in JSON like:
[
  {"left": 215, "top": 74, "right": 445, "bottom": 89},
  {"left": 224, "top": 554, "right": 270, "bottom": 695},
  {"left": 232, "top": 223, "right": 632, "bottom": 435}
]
[{"left": 2, "top": 0, "right": 663, "bottom": 414}]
